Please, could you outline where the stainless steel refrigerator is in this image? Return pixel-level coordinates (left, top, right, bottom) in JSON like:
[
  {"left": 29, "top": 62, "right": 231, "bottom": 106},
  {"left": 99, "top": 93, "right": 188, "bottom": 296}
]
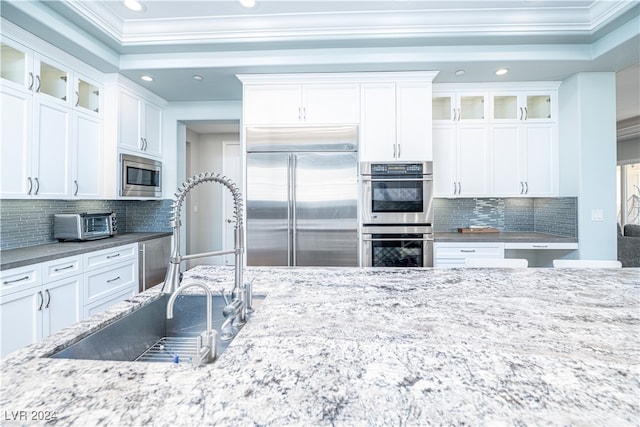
[{"left": 246, "top": 126, "right": 359, "bottom": 267}]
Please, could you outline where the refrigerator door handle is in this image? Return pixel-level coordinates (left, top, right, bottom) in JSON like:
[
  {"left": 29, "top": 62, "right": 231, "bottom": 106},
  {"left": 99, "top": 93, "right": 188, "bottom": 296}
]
[{"left": 290, "top": 154, "right": 297, "bottom": 267}]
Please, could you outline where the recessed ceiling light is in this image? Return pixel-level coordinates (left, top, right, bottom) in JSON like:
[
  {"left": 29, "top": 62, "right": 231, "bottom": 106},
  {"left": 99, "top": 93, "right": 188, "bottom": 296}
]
[
  {"left": 192, "top": 75, "right": 204, "bottom": 81},
  {"left": 124, "top": 0, "right": 144, "bottom": 12},
  {"left": 140, "top": 75, "right": 154, "bottom": 82},
  {"left": 239, "top": 0, "right": 256, "bottom": 8},
  {"left": 496, "top": 68, "right": 509, "bottom": 76},
  {"left": 455, "top": 70, "right": 465, "bottom": 76}
]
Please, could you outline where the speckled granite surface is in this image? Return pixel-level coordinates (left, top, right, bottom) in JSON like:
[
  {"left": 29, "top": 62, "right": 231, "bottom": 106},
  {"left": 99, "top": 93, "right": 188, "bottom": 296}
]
[
  {"left": 0, "top": 233, "right": 171, "bottom": 270},
  {"left": 1, "top": 266, "right": 638, "bottom": 426}
]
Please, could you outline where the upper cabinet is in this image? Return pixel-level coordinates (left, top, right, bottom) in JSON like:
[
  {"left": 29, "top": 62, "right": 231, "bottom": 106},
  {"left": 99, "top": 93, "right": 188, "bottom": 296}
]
[
  {"left": 360, "top": 80, "right": 433, "bottom": 161},
  {"left": 491, "top": 91, "right": 556, "bottom": 123},
  {"left": 242, "top": 82, "right": 360, "bottom": 125},
  {"left": 432, "top": 91, "right": 488, "bottom": 123},
  {"left": 117, "top": 88, "right": 163, "bottom": 158},
  {"left": 0, "top": 30, "right": 104, "bottom": 200}
]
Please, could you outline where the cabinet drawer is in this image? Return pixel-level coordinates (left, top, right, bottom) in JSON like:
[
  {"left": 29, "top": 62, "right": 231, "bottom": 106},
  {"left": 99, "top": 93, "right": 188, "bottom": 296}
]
[
  {"left": 504, "top": 242, "right": 578, "bottom": 250},
  {"left": 84, "top": 260, "right": 136, "bottom": 306},
  {"left": 83, "top": 243, "right": 137, "bottom": 270},
  {"left": 434, "top": 243, "right": 504, "bottom": 258},
  {"left": 41, "top": 255, "right": 82, "bottom": 282},
  {"left": 0, "top": 264, "right": 42, "bottom": 295}
]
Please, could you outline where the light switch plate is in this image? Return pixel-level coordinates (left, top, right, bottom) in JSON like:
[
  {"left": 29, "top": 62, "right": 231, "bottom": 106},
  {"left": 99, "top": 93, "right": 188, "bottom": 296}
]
[{"left": 591, "top": 209, "right": 604, "bottom": 222}]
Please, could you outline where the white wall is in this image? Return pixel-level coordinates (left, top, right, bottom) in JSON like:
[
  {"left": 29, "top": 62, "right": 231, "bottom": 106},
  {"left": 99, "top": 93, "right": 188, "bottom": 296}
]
[{"left": 559, "top": 72, "right": 618, "bottom": 260}]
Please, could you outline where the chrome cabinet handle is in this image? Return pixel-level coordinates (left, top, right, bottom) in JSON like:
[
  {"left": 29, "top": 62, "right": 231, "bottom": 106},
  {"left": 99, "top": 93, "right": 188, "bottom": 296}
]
[
  {"left": 397, "top": 144, "right": 401, "bottom": 158},
  {"left": 524, "top": 181, "right": 529, "bottom": 194},
  {"left": 45, "top": 289, "right": 51, "bottom": 308},
  {"left": 524, "top": 107, "right": 528, "bottom": 120},
  {"left": 35, "top": 75, "right": 41, "bottom": 92},
  {"left": 28, "top": 72, "right": 34, "bottom": 90},
  {"left": 75, "top": 91, "right": 80, "bottom": 107},
  {"left": 106, "top": 253, "right": 121, "bottom": 259},
  {"left": 107, "top": 276, "right": 121, "bottom": 283},
  {"left": 520, "top": 181, "right": 524, "bottom": 194},
  {"left": 460, "top": 249, "right": 476, "bottom": 253},
  {"left": 54, "top": 264, "right": 75, "bottom": 272},
  {"left": 38, "top": 291, "right": 44, "bottom": 311},
  {"left": 393, "top": 144, "right": 396, "bottom": 158},
  {"left": 533, "top": 244, "right": 548, "bottom": 248},
  {"left": 74, "top": 180, "right": 79, "bottom": 196},
  {"left": 34, "top": 177, "right": 40, "bottom": 195},
  {"left": 3, "top": 275, "right": 30, "bottom": 285},
  {"left": 27, "top": 177, "right": 33, "bottom": 195},
  {"left": 519, "top": 107, "right": 524, "bottom": 121}
]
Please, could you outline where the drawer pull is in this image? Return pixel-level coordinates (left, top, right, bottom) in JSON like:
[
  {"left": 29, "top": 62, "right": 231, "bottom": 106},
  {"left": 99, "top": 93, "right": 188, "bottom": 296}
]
[
  {"left": 532, "top": 244, "right": 548, "bottom": 248},
  {"left": 107, "top": 276, "right": 121, "bottom": 283},
  {"left": 3, "top": 275, "right": 30, "bottom": 285},
  {"left": 460, "top": 249, "right": 476, "bottom": 253},
  {"left": 106, "top": 254, "right": 121, "bottom": 259},
  {"left": 54, "top": 264, "right": 75, "bottom": 272}
]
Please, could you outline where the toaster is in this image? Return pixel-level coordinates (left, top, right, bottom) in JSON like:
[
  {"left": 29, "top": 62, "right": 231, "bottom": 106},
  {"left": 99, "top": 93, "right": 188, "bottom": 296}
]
[{"left": 54, "top": 213, "right": 117, "bottom": 241}]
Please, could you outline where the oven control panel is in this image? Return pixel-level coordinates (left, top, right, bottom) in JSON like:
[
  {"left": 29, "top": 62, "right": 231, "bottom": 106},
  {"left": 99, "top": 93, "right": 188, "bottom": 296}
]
[{"left": 370, "top": 163, "right": 423, "bottom": 175}]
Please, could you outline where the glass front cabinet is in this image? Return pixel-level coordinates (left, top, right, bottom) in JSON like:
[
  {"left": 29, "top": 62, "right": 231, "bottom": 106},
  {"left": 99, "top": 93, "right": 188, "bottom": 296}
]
[{"left": 491, "top": 92, "right": 555, "bottom": 122}]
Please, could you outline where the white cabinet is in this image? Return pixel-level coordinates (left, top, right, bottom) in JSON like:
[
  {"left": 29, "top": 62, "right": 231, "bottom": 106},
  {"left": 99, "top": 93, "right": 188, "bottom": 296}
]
[
  {"left": 118, "top": 88, "right": 163, "bottom": 157},
  {"left": 360, "top": 81, "right": 432, "bottom": 161},
  {"left": 432, "top": 91, "right": 488, "bottom": 123},
  {"left": 433, "top": 124, "right": 491, "bottom": 197},
  {"left": 434, "top": 242, "right": 504, "bottom": 267},
  {"left": 0, "top": 32, "right": 104, "bottom": 199},
  {"left": 491, "top": 91, "right": 556, "bottom": 123},
  {"left": 242, "top": 83, "right": 360, "bottom": 125},
  {"left": 0, "top": 256, "right": 82, "bottom": 358},
  {"left": 82, "top": 243, "right": 138, "bottom": 317},
  {"left": 492, "top": 124, "right": 556, "bottom": 196},
  {"left": 72, "top": 112, "right": 103, "bottom": 198}
]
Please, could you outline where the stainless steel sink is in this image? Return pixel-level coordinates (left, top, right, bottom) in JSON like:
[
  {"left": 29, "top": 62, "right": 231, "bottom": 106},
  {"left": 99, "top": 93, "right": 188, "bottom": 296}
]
[{"left": 50, "top": 293, "right": 263, "bottom": 364}]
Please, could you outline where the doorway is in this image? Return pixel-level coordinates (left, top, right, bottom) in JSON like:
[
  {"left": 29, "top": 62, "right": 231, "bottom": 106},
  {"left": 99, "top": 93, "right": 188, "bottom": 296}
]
[{"left": 184, "top": 121, "right": 241, "bottom": 268}]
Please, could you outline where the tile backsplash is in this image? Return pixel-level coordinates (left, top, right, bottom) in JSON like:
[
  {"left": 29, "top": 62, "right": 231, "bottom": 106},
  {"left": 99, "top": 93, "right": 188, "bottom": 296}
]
[
  {"left": 0, "top": 199, "right": 172, "bottom": 250},
  {"left": 434, "top": 197, "right": 577, "bottom": 237}
]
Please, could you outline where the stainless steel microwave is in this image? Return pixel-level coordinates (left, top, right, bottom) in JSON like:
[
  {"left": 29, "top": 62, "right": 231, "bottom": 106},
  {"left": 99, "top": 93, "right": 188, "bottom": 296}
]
[{"left": 120, "top": 153, "right": 162, "bottom": 198}]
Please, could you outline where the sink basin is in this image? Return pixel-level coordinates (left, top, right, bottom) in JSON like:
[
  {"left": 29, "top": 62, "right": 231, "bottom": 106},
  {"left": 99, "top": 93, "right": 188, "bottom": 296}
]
[{"left": 50, "top": 293, "right": 263, "bottom": 364}]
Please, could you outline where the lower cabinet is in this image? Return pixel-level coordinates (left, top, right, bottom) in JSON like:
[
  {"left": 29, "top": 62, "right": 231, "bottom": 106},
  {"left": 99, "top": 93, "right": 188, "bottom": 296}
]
[
  {"left": 0, "top": 257, "right": 82, "bottom": 358},
  {"left": 0, "top": 243, "right": 139, "bottom": 358},
  {"left": 433, "top": 242, "right": 505, "bottom": 267}
]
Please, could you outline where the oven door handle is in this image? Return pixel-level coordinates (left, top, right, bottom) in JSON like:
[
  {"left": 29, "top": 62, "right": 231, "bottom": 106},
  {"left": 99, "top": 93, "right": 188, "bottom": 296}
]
[
  {"left": 361, "top": 177, "right": 433, "bottom": 182},
  {"left": 362, "top": 237, "right": 434, "bottom": 242}
]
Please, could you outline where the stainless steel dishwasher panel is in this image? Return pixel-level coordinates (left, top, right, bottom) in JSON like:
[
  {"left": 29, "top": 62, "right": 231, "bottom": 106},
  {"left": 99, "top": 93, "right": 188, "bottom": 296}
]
[{"left": 139, "top": 236, "right": 171, "bottom": 292}]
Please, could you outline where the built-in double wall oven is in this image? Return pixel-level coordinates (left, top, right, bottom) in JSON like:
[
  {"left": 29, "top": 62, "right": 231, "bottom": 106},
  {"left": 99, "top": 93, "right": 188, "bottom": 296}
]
[{"left": 361, "top": 161, "right": 434, "bottom": 267}]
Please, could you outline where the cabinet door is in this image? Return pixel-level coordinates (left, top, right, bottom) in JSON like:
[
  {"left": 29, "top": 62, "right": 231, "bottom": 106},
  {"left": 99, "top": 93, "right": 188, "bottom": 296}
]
[
  {"left": 432, "top": 124, "right": 457, "bottom": 196},
  {"left": 119, "top": 90, "right": 142, "bottom": 151},
  {"left": 457, "top": 125, "right": 490, "bottom": 196},
  {"left": 0, "top": 86, "right": 33, "bottom": 198},
  {"left": 491, "top": 125, "right": 523, "bottom": 196},
  {"left": 34, "top": 55, "right": 71, "bottom": 107},
  {"left": 243, "top": 84, "right": 302, "bottom": 125},
  {"left": 42, "top": 276, "right": 82, "bottom": 337},
  {"left": 523, "top": 124, "right": 555, "bottom": 196},
  {"left": 0, "top": 38, "right": 33, "bottom": 92},
  {"left": 457, "top": 93, "right": 488, "bottom": 122},
  {"left": 524, "top": 93, "right": 554, "bottom": 121},
  {"left": 432, "top": 93, "right": 454, "bottom": 122},
  {"left": 0, "top": 286, "right": 41, "bottom": 357},
  {"left": 75, "top": 75, "right": 101, "bottom": 115},
  {"left": 360, "top": 83, "right": 396, "bottom": 161},
  {"left": 396, "top": 81, "right": 431, "bottom": 160},
  {"left": 73, "top": 113, "right": 103, "bottom": 198},
  {"left": 142, "top": 101, "right": 162, "bottom": 156},
  {"left": 33, "top": 98, "right": 71, "bottom": 198},
  {"left": 303, "top": 83, "right": 360, "bottom": 124}
]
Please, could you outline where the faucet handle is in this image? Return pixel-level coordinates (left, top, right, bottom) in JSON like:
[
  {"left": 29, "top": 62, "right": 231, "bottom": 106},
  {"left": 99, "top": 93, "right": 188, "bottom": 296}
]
[{"left": 219, "top": 288, "right": 231, "bottom": 306}]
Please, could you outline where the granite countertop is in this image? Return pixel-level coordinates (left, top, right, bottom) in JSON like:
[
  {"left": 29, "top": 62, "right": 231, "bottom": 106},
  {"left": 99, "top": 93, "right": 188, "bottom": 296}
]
[
  {"left": 0, "top": 232, "right": 172, "bottom": 271},
  {"left": 435, "top": 231, "right": 578, "bottom": 243},
  {"left": 1, "top": 266, "right": 638, "bottom": 426}
]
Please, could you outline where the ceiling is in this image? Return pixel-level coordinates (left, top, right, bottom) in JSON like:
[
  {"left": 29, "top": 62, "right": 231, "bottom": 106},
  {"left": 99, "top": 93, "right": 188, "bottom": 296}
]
[{"left": 2, "top": 0, "right": 639, "bottom": 126}]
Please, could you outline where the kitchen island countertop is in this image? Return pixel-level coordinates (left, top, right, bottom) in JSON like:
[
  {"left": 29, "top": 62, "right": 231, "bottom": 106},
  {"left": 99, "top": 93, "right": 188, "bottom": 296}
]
[{"left": 0, "top": 266, "right": 638, "bottom": 426}]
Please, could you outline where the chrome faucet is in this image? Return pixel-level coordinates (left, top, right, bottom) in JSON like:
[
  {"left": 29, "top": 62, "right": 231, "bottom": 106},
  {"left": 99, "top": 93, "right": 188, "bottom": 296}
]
[
  {"left": 166, "top": 282, "right": 216, "bottom": 365},
  {"left": 161, "top": 172, "right": 251, "bottom": 322}
]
